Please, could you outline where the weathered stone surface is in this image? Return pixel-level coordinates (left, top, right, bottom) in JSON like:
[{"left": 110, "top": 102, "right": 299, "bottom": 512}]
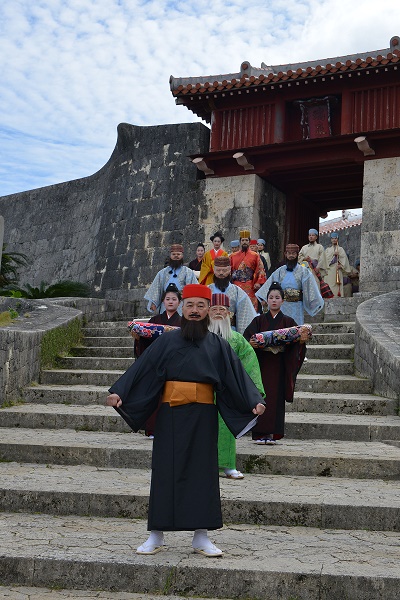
[
  {"left": 0, "top": 298, "right": 133, "bottom": 403},
  {"left": 0, "top": 514, "right": 399, "bottom": 600},
  {"left": 1, "top": 302, "right": 400, "bottom": 600},
  {"left": 320, "top": 223, "right": 361, "bottom": 267},
  {"left": 0, "top": 123, "right": 211, "bottom": 311},
  {"left": 0, "top": 463, "right": 399, "bottom": 531},
  {"left": 355, "top": 290, "right": 400, "bottom": 401},
  {"left": 0, "top": 215, "right": 4, "bottom": 271},
  {"left": 360, "top": 157, "right": 400, "bottom": 292}
]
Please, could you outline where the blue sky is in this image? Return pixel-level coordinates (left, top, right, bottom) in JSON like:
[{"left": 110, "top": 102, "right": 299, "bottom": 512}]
[{"left": 0, "top": 0, "right": 396, "bottom": 219}]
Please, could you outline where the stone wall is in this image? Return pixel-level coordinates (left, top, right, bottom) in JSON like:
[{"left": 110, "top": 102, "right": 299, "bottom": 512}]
[
  {"left": 0, "top": 215, "right": 4, "bottom": 271},
  {"left": 0, "top": 122, "right": 211, "bottom": 313},
  {"left": 360, "top": 157, "right": 400, "bottom": 292},
  {"left": 202, "top": 175, "right": 286, "bottom": 270},
  {"left": 355, "top": 290, "right": 400, "bottom": 402},
  {"left": 0, "top": 297, "right": 134, "bottom": 403},
  {"left": 319, "top": 225, "right": 361, "bottom": 269}
]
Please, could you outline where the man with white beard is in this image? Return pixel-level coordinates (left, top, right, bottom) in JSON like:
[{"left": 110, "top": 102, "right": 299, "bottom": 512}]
[
  {"left": 208, "top": 293, "right": 265, "bottom": 479},
  {"left": 208, "top": 255, "right": 257, "bottom": 333}
]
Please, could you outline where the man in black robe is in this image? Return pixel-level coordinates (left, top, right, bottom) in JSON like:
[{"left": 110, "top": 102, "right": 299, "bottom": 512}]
[{"left": 106, "top": 284, "right": 265, "bottom": 557}]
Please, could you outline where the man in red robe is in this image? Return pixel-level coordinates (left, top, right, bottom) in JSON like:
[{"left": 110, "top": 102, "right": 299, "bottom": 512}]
[{"left": 230, "top": 229, "right": 266, "bottom": 312}]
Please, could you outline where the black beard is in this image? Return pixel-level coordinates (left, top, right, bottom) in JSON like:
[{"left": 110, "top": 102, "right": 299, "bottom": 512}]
[
  {"left": 169, "top": 258, "right": 184, "bottom": 270},
  {"left": 213, "top": 275, "right": 231, "bottom": 292},
  {"left": 241, "top": 244, "right": 249, "bottom": 252},
  {"left": 286, "top": 258, "right": 298, "bottom": 271},
  {"left": 180, "top": 315, "right": 210, "bottom": 341}
]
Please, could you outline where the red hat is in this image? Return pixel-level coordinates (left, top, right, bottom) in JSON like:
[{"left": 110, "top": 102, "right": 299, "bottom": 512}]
[
  {"left": 182, "top": 284, "right": 212, "bottom": 301},
  {"left": 211, "top": 293, "right": 230, "bottom": 308},
  {"left": 286, "top": 243, "right": 300, "bottom": 253},
  {"left": 250, "top": 239, "right": 258, "bottom": 245}
]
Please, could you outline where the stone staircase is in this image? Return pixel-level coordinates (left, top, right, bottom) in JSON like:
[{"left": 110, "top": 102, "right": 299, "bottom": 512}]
[{"left": 0, "top": 317, "right": 399, "bottom": 600}]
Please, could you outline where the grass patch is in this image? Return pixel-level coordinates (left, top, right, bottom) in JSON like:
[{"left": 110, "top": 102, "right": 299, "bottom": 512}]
[
  {"left": 40, "top": 317, "right": 82, "bottom": 369},
  {"left": 0, "top": 398, "right": 25, "bottom": 409},
  {"left": 0, "top": 311, "right": 12, "bottom": 326}
]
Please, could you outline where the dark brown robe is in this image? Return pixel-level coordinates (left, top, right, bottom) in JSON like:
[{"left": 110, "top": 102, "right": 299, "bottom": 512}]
[{"left": 243, "top": 311, "right": 306, "bottom": 440}]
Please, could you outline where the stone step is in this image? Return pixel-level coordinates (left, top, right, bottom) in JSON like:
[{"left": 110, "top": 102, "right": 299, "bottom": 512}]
[
  {"left": 21, "top": 385, "right": 395, "bottom": 415},
  {"left": 0, "top": 404, "right": 131, "bottom": 432},
  {"left": 84, "top": 336, "right": 134, "bottom": 347},
  {"left": 308, "top": 332, "right": 355, "bottom": 345},
  {"left": 2, "top": 405, "right": 400, "bottom": 441},
  {"left": 291, "top": 391, "right": 397, "bottom": 415},
  {"left": 22, "top": 384, "right": 109, "bottom": 405},
  {"left": 83, "top": 326, "right": 132, "bottom": 337},
  {"left": 71, "top": 346, "right": 135, "bottom": 358},
  {"left": 295, "top": 374, "right": 372, "bottom": 394},
  {"left": 80, "top": 322, "right": 356, "bottom": 337},
  {"left": 39, "top": 370, "right": 372, "bottom": 394},
  {"left": 0, "top": 430, "right": 399, "bottom": 479},
  {"left": 56, "top": 356, "right": 134, "bottom": 370},
  {"left": 81, "top": 332, "right": 356, "bottom": 347},
  {"left": 0, "top": 513, "right": 399, "bottom": 600},
  {"left": 40, "top": 369, "right": 124, "bottom": 387},
  {"left": 0, "top": 589, "right": 206, "bottom": 600},
  {"left": 1, "top": 462, "right": 399, "bottom": 531},
  {"left": 70, "top": 344, "right": 355, "bottom": 361},
  {"left": 305, "top": 344, "right": 354, "bottom": 359},
  {"left": 308, "top": 321, "right": 355, "bottom": 333},
  {"left": 299, "top": 359, "right": 354, "bottom": 375},
  {"left": 285, "top": 412, "right": 400, "bottom": 441}
]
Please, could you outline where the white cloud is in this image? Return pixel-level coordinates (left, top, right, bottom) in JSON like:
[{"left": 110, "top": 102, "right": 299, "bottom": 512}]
[{"left": 0, "top": 0, "right": 396, "bottom": 195}]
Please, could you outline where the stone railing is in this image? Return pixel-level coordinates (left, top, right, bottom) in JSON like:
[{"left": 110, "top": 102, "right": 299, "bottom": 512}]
[
  {"left": 355, "top": 290, "right": 400, "bottom": 403},
  {"left": 0, "top": 297, "right": 133, "bottom": 403}
]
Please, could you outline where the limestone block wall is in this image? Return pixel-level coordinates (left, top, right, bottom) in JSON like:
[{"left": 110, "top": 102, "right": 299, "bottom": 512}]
[
  {"left": 0, "top": 215, "right": 4, "bottom": 271},
  {"left": 0, "top": 122, "right": 210, "bottom": 309},
  {"left": 0, "top": 298, "right": 82, "bottom": 402},
  {"left": 355, "top": 290, "right": 400, "bottom": 401},
  {"left": 360, "top": 157, "right": 400, "bottom": 292},
  {"left": 0, "top": 297, "right": 134, "bottom": 402},
  {"left": 203, "top": 175, "right": 286, "bottom": 269},
  {"left": 320, "top": 225, "right": 361, "bottom": 268}
]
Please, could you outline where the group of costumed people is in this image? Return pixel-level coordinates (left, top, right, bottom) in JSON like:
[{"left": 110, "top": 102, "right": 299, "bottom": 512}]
[
  {"left": 298, "top": 228, "right": 355, "bottom": 299},
  {"left": 108, "top": 274, "right": 312, "bottom": 556}
]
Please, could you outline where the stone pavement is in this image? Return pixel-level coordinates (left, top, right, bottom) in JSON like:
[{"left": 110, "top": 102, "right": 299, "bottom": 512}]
[
  {"left": 1, "top": 514, "right": 399, "bottom": 599},
  {"left": 0, "top": 317, "right": 399, "bottom": 600}
]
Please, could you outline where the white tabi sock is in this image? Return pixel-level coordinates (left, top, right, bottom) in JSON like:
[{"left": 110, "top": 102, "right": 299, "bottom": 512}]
[
  {"left": 192, "top": 529, "right": 222, "bottom": 556},
  {"left": 136, "top": 530, "right": 164, "bottom": 554}
]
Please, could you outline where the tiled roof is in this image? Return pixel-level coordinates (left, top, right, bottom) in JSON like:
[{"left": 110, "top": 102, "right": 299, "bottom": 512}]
[
  {"left": 170, "top": 36, "right": 400, "bottom": 97},
  {"left": 319, "top": 215, "right": 362, "bottom": 235}
]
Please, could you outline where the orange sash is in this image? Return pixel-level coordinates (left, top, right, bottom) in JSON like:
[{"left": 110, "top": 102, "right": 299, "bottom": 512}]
[{"left": 161, "top": 381, "right": 214, "bottom": 407}]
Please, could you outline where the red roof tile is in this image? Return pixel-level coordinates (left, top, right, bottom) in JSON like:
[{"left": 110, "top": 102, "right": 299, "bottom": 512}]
[
  {"left": 170, "top": 37, "right": 400, "bottom": 98},
  {"left": 319, "top": 216, "right": 362, "bottom": 235}
]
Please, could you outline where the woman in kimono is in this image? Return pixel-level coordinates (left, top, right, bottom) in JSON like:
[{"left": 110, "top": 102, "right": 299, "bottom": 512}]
[{"left": 243, "top": 282, "right": 306, "bottom": 444}]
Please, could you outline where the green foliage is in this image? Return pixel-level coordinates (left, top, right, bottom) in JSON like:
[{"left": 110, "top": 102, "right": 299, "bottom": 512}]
[
  {"left": 0, "top": 280, "right": 91, "bottom": 298},
  {"left": 0, "top": 244, "right": 29, "bottom": 286},
  {"left": 0, "top": 311, "right": 12, "bottom": 326},
  {"left": 1, "top": 398, "right": 25, "bottom": 409},
  {"left": 40, "top": 317, "right": 82, "bottom": 369}
]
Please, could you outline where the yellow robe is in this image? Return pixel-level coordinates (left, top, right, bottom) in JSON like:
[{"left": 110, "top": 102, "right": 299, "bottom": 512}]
[
  {"left": 298, "top": 242, "right": 328, "bottom": 277},
  {"left": 324, "top": 245, "right": 351, "bottom": 297},
  {"left": 199, "top": 248, "right": 228, "bottom": 285}
]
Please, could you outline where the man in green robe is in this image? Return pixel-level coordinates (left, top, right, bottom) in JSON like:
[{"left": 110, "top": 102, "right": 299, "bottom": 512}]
[{"left": 208, "top": 293, "right": 265, "bottom": 479}]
